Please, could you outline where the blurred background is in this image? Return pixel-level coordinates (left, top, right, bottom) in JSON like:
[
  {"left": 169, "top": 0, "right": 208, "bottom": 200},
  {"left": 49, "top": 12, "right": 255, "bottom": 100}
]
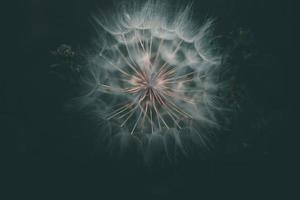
[{"left": 3, "top": 0, "right": 296, "bottom": 199}]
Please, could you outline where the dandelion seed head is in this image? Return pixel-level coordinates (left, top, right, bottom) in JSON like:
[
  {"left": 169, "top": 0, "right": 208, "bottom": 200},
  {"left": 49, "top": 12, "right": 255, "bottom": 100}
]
[{"left": 78, "top": 0, "right": 225, "bottom": 163}]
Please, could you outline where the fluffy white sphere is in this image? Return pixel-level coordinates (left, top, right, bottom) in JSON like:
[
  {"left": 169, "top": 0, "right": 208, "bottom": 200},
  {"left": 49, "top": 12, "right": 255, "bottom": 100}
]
[{"left": 78, "top": 0, "right": 225, "bottom": 163}]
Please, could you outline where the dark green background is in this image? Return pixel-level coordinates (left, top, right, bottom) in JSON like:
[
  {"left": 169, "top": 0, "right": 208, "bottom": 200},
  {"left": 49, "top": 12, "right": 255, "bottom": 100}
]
[{"left": 3, "top": 0, "right": 296, "bottom": 199}]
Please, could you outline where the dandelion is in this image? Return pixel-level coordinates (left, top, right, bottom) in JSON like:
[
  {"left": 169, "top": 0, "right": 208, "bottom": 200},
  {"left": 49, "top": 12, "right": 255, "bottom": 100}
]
[{"left": 78, "top": 0, "right": 225, "bottom": 162}]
